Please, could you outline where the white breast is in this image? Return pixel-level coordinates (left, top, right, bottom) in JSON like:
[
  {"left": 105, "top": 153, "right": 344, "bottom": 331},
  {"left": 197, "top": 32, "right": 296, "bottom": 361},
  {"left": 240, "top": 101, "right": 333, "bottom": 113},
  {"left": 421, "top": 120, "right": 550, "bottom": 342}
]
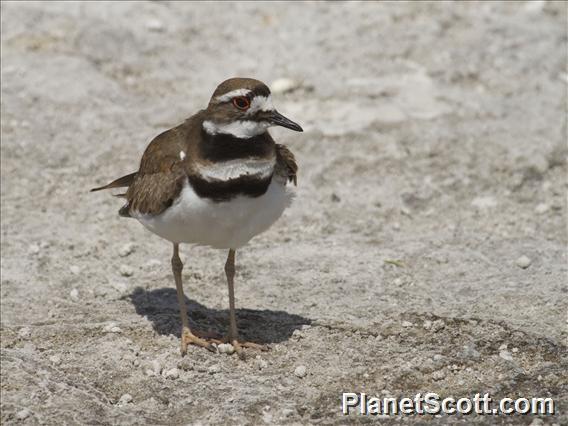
[
  {"left": 134, "top": 179, "right": 293, "bottom": 249},
  {"left": 196, "top": 158, "right": 275, "bottom": 181}
]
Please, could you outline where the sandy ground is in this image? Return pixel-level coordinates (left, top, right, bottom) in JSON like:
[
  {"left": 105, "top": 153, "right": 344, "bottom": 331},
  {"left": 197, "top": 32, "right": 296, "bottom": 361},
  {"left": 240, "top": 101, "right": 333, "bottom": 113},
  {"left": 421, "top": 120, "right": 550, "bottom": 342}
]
[{"left": 1, "top": 1, "right": 567, "bottom": 424}]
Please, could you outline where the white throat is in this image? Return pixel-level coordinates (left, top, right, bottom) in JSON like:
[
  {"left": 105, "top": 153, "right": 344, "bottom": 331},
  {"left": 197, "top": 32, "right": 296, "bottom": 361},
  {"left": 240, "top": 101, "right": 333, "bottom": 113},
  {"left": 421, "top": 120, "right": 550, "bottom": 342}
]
[{"left": 203, "top": 120, "right": 270, "bottom": 138}]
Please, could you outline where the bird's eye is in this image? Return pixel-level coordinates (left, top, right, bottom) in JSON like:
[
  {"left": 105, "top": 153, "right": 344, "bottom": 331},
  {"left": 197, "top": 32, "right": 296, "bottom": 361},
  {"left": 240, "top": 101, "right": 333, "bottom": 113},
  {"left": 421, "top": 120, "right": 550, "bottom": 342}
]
[{"left": 232, "top": 96, "right": 250, "bottom": 110}]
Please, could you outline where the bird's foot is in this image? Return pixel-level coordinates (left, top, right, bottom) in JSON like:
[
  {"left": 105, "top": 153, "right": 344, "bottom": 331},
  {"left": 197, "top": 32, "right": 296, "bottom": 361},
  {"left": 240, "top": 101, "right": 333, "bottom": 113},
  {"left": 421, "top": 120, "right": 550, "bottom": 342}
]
[
  {"left": 212, "top": 335, "right": 269, "bottom": 359},
  {"left": 180, "top": 327, "right": 216, "bottom": 356}
]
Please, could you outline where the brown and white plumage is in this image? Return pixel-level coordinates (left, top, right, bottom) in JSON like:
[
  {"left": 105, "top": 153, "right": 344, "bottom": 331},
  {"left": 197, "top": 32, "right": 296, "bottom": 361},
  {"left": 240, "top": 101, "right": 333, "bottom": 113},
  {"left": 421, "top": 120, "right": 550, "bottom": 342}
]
[{"left": 92, "top": 78, "right": 302, "bottom": 357}]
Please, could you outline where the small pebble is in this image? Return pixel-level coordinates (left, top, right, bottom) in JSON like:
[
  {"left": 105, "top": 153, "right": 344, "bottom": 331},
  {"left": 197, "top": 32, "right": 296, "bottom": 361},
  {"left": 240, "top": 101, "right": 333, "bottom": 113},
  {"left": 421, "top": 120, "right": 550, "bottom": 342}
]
[
  {"left": 515, "top": 255, "right": 532, "bottom": 269},
  {"left": 431, "top": 319, "right": 445, "bottom": 332},
  {"left": 118, "top": 393, "right": 133, "bottom": 405},
  {"left": 432, "top": 370, "right": 445, "bottom": 380},
  {"left": 16, "top": 409, "right": 31, "bottom": 420},
  {"left": 292, "top": 329, "right": 303, "bottom": 339},
  {"left": 255, "top": 356, "right": 268, "bottom": 370},
  {"left": 111, "top": 281, "right": 128, "bottom": 294},
  {"left": 145, "top": 19, "right": 164, "bottom": 32},
  {"left": 18, "top": 327, "right": 31, "bottom": 339},
  {"left": 270, "top": 78, "right": 300, "bottom": 94},
  {"left": 499, "top": 350, "right": 514, "bottom": 361},
  {"left": 281, "top": 408, "right": 295, "bottom": 418},
  {"left": 69, "top": 288, "right": 80, "bottom": 301},
  {"left": 145, "top": 259, "right": 162, "bottom": 269},
  {"left": 512, "top": 347, "right": 519, "bottom": 353},
  {"left": 208, "top": 364, "right": 221, "bottom": 374},
  {"left": 471, "top": 196, "right": 497, "bottom": 210},
  {"left": 103, "top": 321, "right": 122, "bottom": 333},
  {"left": 119, "top": 265, "right": 134, "bottom": 277},
  {"left": 294, "top": 365, "right": 307, "bottom": 378},
  {"left": 163, "top": 368, "right": 179, "bottom": 380},
  {"left": 151, "top": 359, "right": 162, "bottom": 375},
  {"left": 28, "top": 244, "right": 40, "bottom": 255},
  {"left": 118, "top": 243, "right": 136, "bottom": 257},
  {"left": 423, "top": 320, "right": 432, "bottom": 330},
  {"left": 49, "top": 355, "right": 61, "bottom": 365},
  {"left": 217, "top": 343, "right": 235, "bottom": 355},
  {"left": 535, "top": 203, "right": 550, "bottom": 214},
  {"left": 401, "top": 321, "right": 413, "bottom": 328},
  {"left": 69, "top": 265, "right": 80, "bottom": 275}
]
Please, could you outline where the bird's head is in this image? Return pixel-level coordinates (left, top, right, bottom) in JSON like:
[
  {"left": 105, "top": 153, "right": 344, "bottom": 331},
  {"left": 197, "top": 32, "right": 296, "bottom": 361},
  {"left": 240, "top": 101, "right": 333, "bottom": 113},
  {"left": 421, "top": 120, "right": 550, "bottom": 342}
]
[{"left": 203, "top": 78, "right": 303, "bottom": 139}]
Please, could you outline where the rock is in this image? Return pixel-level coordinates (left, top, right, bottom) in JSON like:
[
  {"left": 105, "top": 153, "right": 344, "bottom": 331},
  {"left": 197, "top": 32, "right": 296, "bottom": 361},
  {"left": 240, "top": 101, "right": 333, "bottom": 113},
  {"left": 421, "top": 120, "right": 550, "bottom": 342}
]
[
  {"left": 119, "top": 265, "right": 134, "bottom": 277},
  {"left": 145, "top": 19, "right": 164, "bottom": 32},
  {"left": 432, "top": 370, "right": 445, "bottom": 381},
  {"left": 423, "top": 320, "right": 432, "bottom": 330},
  {"left": 401, "top": 321, "right": 413, "bottom": 328},
  {"left": 118, "top": 393, "right": 133, "bottom": 405},
  {"left": 294, "top": 365, "right": 307, "bottom": 378},
  {"left": 499, "top": 350, "right": 513, "bottom": 361},
  {"left": 49, "top": 355, "right": 61, "bottom": 365},
  {"left": 461, "top": 344, "right": 480, "bottom": 359},
  {"left": 16, "top": 408, "right": 31, "bottom": 420},
  {"left": 28, "top": 243, "right": 40, "bottom": 255},
  {"left": 515, "top": 255, "right": 532, "bottom": 269},
  {"left": 281, "top": 408, "right": 295, "bottom": 418},
  {"left": 270, "top": 78, "right": 300, "bottom": 94},
  {"left": 163, "top": 368, "right": 180, "bottom": 380},
  {"left": 111, "top": 280, "right": 128, "bottom": 294},
  {"left": 431, "top": 319, "right": 445, "bottom": 332},
  {"left": 535, "top": 203, "right": 550, "bottom": 214},
  {"left": 103, "top": 322, "right": 120, "bottom": 333},
  {"left": 145, "top": 259, "right": 162, "bottom": 269},
  {"left": 471, "top": 196, "right": 497, "bottom": 210},
  {"left": 118, "top": 243, "right": 136, "bottom": 257},
  {"left": 69, "top": 265, "right": 81, "bottom": 275},
  {"left": 69, "top": 288, "right": 79, "bottom": 301},
  {"left": 255, "top": 356, "right": 268, "bottom": 370},
  {"left": 18, "top": 327, "right": 31, "bottom": 339},
  {"left": 208, "top": 364, "right": 221, "bottom": 374},
  {"left": 151, "top": 359, "right": 162, "bottom": 375},
  {"left": 217, "top": 343, "right": 235, "bottom": 355}
]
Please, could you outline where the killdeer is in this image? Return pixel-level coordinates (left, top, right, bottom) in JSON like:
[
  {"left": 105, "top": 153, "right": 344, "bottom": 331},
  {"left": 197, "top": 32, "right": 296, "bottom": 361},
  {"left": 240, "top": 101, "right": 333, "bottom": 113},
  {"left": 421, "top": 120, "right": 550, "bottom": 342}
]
[{"left": 92, "top": 78, "right": 302, "bottom": 357}]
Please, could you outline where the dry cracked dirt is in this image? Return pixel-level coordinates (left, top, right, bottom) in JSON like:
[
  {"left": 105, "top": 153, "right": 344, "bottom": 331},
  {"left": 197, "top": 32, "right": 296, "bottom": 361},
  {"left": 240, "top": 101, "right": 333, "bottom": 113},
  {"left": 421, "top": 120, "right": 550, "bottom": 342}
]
[{"left": 1, "top": 1, "right": 567, "bottom": 425}]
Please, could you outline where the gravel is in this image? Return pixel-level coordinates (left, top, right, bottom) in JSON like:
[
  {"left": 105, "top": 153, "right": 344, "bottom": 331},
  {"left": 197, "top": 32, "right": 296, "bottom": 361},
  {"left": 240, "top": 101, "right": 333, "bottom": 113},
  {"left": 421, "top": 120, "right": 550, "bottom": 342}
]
[
  {"left": 1, "top": 2, "right": 566, "bottom": 425},
  {"left": 294, "top": 365, "right": 307, "bottom": 378},
  {"left": 515, "top": 255, "right": 533, "bottom": 269}
]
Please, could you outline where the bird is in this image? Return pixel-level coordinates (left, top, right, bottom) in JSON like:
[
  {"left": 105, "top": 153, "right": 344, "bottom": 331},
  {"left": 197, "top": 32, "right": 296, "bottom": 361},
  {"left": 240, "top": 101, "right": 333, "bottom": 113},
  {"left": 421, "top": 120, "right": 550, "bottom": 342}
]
[{"left": 92, "top": 78, "right": 302, "bottom": 358}]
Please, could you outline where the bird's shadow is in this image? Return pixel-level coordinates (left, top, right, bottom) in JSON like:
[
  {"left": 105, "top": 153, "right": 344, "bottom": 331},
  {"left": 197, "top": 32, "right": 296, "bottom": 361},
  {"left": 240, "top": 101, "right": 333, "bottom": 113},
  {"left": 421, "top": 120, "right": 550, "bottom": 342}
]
[{"left": 128, "top": 287, "right": 311, "bottom": 344}]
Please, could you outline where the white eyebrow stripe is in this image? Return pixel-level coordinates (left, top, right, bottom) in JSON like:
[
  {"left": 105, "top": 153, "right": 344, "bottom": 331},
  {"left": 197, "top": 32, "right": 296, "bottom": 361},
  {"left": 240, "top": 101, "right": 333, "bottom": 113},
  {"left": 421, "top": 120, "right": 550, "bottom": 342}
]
[
  {"left": 215, "top": 89, "right": 252, "bottom": 102},
  {"left": 246, "top": 95, "right": 274, "bottom": 115}
]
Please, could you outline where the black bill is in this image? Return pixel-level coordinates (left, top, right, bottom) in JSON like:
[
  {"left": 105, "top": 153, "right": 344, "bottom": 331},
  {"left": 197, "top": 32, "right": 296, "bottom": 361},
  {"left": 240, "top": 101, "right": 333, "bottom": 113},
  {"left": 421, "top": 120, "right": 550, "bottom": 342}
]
[{"left": 270, "top": 111, "right": 303, "bottom": 132}]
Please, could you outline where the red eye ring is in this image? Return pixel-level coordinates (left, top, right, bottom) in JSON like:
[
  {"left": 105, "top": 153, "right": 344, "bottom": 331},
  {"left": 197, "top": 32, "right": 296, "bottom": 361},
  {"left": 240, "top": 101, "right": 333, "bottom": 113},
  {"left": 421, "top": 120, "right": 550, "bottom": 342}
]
[{"left": 232, "top": 96, "right": 250, "bottom": 110}]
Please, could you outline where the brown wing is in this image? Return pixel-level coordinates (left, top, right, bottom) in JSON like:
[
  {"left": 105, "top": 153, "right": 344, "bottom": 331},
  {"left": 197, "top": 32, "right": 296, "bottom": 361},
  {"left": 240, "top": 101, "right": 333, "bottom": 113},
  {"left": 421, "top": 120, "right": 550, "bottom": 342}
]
[
  {"left": 91, "top": 172, "right": 137, "bottom": 192},
  {"left": 275, "top": 144, "right": 298, "bottom": 185},
  {"left": 124, "top": 124, "right": 190, "bottom": 216}
]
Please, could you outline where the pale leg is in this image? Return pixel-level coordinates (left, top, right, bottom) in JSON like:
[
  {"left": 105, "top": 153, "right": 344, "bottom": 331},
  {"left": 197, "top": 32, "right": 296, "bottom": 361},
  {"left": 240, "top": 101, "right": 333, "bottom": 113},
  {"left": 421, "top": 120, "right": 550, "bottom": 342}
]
[{"left": 171, "top": 243, "right": 215, "bottom": 355}]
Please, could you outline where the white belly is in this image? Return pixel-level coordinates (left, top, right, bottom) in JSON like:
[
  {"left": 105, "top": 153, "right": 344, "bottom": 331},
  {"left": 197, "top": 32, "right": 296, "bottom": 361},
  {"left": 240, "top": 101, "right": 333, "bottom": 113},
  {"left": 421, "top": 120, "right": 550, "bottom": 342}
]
[{"left": 134, "top": 179, "right": 293, "bottom": 249}]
